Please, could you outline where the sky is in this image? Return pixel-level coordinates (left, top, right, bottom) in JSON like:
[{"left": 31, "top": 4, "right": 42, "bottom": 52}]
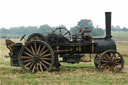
[{"left": 0, "top": 0, "right": 128, "bottom": 29}]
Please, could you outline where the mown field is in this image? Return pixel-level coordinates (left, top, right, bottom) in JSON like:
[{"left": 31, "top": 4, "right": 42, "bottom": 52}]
[
  {"left": 112, "top": 32, "right": 128, "bottom": 41},
  {"left": 0, "top": 33, "right": 22, "bottom": 38},
  {"left": 0, "top": 32, "right": 128, "bottom": 85}
]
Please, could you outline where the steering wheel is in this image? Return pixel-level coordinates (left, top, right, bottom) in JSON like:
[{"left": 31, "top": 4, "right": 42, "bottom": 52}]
[
  {"left": 53, "top": 27, "right": 71, "bottom": 40},
  {"left": 20, "top": 35, "right": 26, "bottom": 41}
]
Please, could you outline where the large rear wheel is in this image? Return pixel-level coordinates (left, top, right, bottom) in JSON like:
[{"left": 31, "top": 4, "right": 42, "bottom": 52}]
[{"left": 18, "top": 40, "right": 54, "bottom": 73}]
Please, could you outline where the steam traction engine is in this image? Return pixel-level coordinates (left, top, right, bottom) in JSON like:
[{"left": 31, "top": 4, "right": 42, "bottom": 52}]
[{"left": 5, "top": 12, "right": 124, "bottom": 73}]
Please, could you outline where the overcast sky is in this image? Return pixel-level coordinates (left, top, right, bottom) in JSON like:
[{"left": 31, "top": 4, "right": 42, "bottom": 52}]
[{"left": 0, "top": 0, "right": 128, "bottom": 29}]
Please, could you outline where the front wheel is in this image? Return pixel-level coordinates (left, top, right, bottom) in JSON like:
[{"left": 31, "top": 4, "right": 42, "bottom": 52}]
[
  {"left": 18, "top": 40, "right": 55, "bottom": 73},
  {"left": 99, "top": 50, "right": 124, "bottom": 72}
]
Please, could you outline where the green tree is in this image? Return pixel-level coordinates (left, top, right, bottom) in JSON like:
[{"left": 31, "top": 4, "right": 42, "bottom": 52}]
[
  {"left": 122, "top": 27, "right": 128, "bottom": 32},
  {"left": 39, "top": 24, "right": 52, "bottom": 35},
  {"left": 78, "top": 19, "right": 94, "bottom": 30},
  {"left": 92, "top": 28, "right": 105, "bottom": 36},
  {"left": 70, "top": 26, "right": 80, "bottom": 35}
]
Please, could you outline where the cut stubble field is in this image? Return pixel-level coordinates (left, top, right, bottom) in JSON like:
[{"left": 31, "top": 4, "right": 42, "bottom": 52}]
[{"left": 0, "top": 38, "right": 128, "bottom": 85}]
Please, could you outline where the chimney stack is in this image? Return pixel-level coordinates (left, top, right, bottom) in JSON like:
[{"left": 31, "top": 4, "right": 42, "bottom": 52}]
[{"left": 105, "top": 12, "right": 112, "bottom": 39}]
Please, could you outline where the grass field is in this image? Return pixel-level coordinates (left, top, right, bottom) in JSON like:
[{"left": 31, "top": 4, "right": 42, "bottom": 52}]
[
  {"left": 0, "top": 33, "right": 22, "bottom": 38},
  {"left": 112, "top": 32, "right": 128, "bottom": 41},
  {"left": 0, "top": 32, "right": 128, "bottom": 85}
]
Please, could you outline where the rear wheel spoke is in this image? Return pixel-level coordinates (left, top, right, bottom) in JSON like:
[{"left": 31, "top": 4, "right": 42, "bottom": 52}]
[
  {"left": 21, "top": 56, "right": 32, "bottom": 59},
  {"left": 22, "top": 59, "right": 32, "bottom": 63},
  {"left": 40, "top": 61, "right": 48, "bottom": 70},
  {"left": 39, "top": 63, "right": 43, "bottom": 72},
  {"left": 24, "top": 51, "right": 33, "bottom": 57},
  {"left": 29, "top": 63, "right": 34, "bottom": 69},
  {"left": 37, "top": 44, "right": 41, "bottom": 54},
  {"left": 25, "top": 47, "right": 33, "bottom": 55},
  {"left": 42, "top": 60, "right": 51, "bottom": 66},
  {"left": 41, "top": 57, "right": 51, "bottom": 60},
  {"left": 41, "top": 53, "right": 51, "bottom": 58},
  {"left": 30, "top": 45, "right": 36, "bottom": 55},
  {"left": 24, "top": 62, "right": 32, "bottom": 67},
  {"left": 39, "top": 45, "right": 46, "bottom": 54},
  {"left": 36, "top": 63, "right": 39, "bottom": 72},
  {"left": 34, "top": 42, "right": 37, "bottom": 54},
  {"left": 32, "top": 64, "right": 36, "bottom": 73},
  {"left": 40, "top": 49, "right": 49, "bottom": 56}
]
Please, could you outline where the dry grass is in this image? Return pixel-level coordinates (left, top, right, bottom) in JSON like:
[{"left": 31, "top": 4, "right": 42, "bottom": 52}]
[
  {"left": 0, "top": 38, "right": 128, "bottom": 85},
  {"left": 116, "top": 41, "right": 128, "bottom": 57}
]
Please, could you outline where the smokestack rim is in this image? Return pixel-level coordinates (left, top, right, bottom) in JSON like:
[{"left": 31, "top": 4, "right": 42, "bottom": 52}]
[{"left": 105, "top": 12, "right": 112, "bottom": 14}]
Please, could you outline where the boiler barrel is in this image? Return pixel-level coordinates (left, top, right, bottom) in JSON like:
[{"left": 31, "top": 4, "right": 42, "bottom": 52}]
[{"left": 94, "top": 39, "right": 116, "bottom": 54}]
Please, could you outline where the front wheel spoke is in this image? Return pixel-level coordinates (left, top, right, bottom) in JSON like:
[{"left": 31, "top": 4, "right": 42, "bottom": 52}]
[
  {"left": 113, "top": 66, "right": 119, "bottom": 72},
  {"left": 106, "top": 54, "right": 111, "bottom": 60},
  {"left": 114, "top": 62, "right": 121, "bottom": 66},
  {"left": 41, "top": 53, "right": 51, "bottom": 58},
  {"left": 104, "top": 66, "right": 109, "bottom": 69},
  {"left": 103, "top": 56, "right": 108, "bottom": 61},
  {"left": 101, "top": 59, "right": 108, "bottom": 63},
  {"left": 114, "top": 65, "right": 120, "bottom": 71},
  {"left": 114, "top": 59, "right": 121, "bottom": 65},
  {"left": 110, "top": 53, "right": 114, "bottom": 60},
  {"left": 112, "top": 53, "right": 116, "bottom": 58},
  {"left": 40, "top": 61, "right": 48, "bottom": 70},
  {"left": 24, "top": 51, "right": 33, "bottom": 57},
  {"left": 40, "top": 49, "right": 49, "bottom": 56},
  {"left": 108, "top": 66, "right": 114, "bottom": 71},
  {"left": 25, "top": 47, "right": 33, "bottom": 55},
  {"left": 114, "top": 59, "right": 121, "bottom": 62},
  {"left": 101, "top": 62, "right": 108, "bottom": 66}
]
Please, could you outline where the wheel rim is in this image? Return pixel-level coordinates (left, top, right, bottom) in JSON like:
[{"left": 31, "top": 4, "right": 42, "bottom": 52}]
[
  {"left": 18, "top": 40, "right": 54, "bottom": 73},
  {"left": 94, "top": 54, "right": 101, "bottom": 69},
  {"left": 27, "top": 33, "right": 46, "bottom": 42},
  {"left": 100, "top": 50, "right": 124, "bottom": 72}
]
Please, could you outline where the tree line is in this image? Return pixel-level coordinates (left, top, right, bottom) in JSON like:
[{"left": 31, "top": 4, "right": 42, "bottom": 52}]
[
  {"left": 0, "top": 19, "right": 128, "bottom": 38},
  {"left": 112, "top": 25, "right": 128, "bottom": 32}
]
